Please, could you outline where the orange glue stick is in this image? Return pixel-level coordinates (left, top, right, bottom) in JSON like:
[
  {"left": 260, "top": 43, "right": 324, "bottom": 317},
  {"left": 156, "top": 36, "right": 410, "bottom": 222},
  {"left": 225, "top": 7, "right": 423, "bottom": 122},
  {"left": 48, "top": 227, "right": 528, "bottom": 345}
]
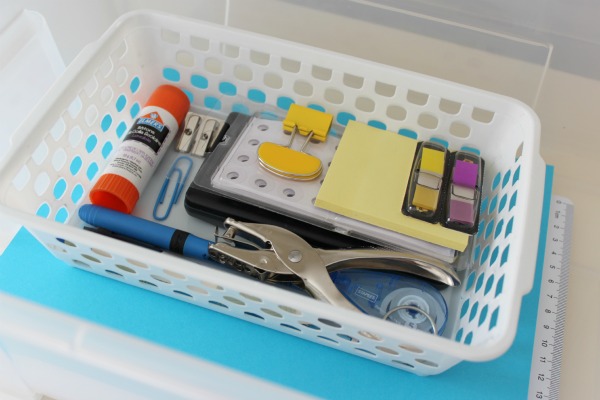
[{"left": 90, "top": 85, "right": 190, "bottom": 213}]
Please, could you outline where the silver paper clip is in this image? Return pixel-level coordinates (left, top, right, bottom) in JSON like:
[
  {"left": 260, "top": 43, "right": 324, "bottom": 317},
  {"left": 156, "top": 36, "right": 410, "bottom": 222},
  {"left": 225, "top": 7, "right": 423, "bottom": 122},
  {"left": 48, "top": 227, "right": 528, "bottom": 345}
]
[{"left": 153, "top": 156, "right": 194, "bottom": 221}]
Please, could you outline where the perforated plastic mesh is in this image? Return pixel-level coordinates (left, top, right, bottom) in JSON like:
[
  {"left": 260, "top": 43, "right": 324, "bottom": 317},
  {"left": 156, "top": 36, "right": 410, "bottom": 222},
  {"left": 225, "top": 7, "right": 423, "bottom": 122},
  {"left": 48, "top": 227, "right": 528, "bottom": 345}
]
[{"left": 0, "top": 12, "right": 542, "bottom": 375}]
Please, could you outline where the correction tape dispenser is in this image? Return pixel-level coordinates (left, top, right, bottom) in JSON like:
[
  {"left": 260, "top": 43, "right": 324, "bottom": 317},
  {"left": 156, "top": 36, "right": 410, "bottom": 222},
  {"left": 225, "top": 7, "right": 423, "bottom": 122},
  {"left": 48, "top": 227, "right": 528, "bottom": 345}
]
[
  {"left": 331, "top": 270, "right": 448, "bottom": 335},
  {"left": 90, "top": 85, "right": 190, "bottom": 213}
]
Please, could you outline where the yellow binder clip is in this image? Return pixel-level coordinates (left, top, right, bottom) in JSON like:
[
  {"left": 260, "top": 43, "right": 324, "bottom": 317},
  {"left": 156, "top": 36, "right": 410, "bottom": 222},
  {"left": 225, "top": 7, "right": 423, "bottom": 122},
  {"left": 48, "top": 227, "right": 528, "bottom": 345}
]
[{"left": 258, "top": 104, "right": 332, "bottom": 181}]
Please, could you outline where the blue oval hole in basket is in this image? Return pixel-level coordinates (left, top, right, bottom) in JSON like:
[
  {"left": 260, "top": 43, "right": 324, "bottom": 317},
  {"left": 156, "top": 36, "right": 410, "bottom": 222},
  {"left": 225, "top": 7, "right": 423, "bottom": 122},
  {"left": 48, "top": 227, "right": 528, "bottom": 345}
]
[
  {"left": 480, "top": 246, "right": 490, "bottom": 265},
  {"left": 484, "top": 275, "right": 495, "bottom": 296},
  {"left": 183, "top": 89, "right": 194, "bottom": 103},
  {"left": 248, "top": 89, "right": 266, "bottom": 103},
  {"left": 115, "top": 94, "right": 127, "bottom": 112},
  {"left": 85, "top": 135, "right": 98, "bottom": 153},
  {"left": 116, "top": 121, "right": 127, "bottom": 138},
  {"left": 244, "top": 312, "right": 265, "bottom": 320},
  {"left": 488, "top": 195, "right": 498, "bottom": 214},
  {"left": 484, "top": 220, "right": 494, "bottom": 239},
  {"left": 368, "top": 120, "right": 386, "bottom": 130},
  {"left": 36, "top": 203, "right": 51, "bottom": 218},
  {"left": 476, "top": 220, "right": 485, "bottom": 239},
  {"left": 277, "top": 96, "right": 294, "bottom": 110},
  {"left": 70, "top": 156, "right": 83, "bottom": 175},
  {"left": 232, "top": 103, "right": 250, "bottom": 115},
  {"left": 55, "top": 207, "right": 69, "bottom": 223},
  {"left": 472, "top": 244, "right": 481, "bottom": 262},
  {"left": 281, "top": 323, "right": 301, "bottom": 332},
  {"left": 479, "top": 196, "right": 489, "bottom": 215},
  {"left": 469, "top": 302, "right": 479, "bottom": 323},
  {"left": 498, "top": 194, "right": 508, "bottom": 212},
  {"left": 130, "top": 103, "right": 141, "bottom": 118},
  {"left": 490, "top": 246, "right": 499, "bottom": 265},
  {"left": 465, "top": 271, "right": 476, "bottom": 291},
  {"left": 101, "top": 115, "right": 112, "bottom": 132},
  {"left": 308, "top": 103, "right": 325, "bottom": 112},
  {"left": 71, "top": 184, "right": 85, "bottom": 204},
  {"left": 336, "top": 111, "right": 356, "bottom": 126},
  {"left": 504, "top": 217, "right": 514, "bottom": 238},
  {"left": 398, "top": 128, "right": 418, "bottom": 139},
  {"left": 510, "top": 191, "right": 518, "bottom": 210},
  {"left": 491, "top": 172, "right": 501, "bottom": 190},
  {"left": 475, "top": 273, "right": 485, "bottom": 292},
  {"left": 102, "top": 142, "right": 113, "bottom": 159},
  {"left": 87, "top": 162, "right": 99, "bottom": 181},
  {"left": 501, "top": 245, "right": 510, "bottom": 266},
  {"left": 208, "top": 300, "right": 227, "bottom": 308},
  {"left": 460, "top": 299, "right": 470, "bottom": 318},
  {"left": 489, "top": 307, "right": 500, "bottom": 330},
  {"left": 204, "top": 96, "right": 221, "bottom": 110},
  {"left": 219, "top": 81, "right": 237, "bottom": 96},
  {"left": 163, "top": 67, "right": 180, "bottom": 82},
  {"left": 478, "top": 305, "right": 489, "bottom": 327},
  {"left": 464, "top": 331, "right": 473, "bottom": 345},
  {"left": 495, "top": 275, "right": 505, "bottom": 297},
  {"left": 512, "top": 165, "right": 521, "bottom": 185},
  {"left": 494, "top": 219, "right": 504, "bottom": 238},
  {"left": 53, "top": 178, "right": 67, "bottom": 200},
  {"left": 502, "top": 170, "right": 511, "bottom": 189},
  {"left": 455, "top": 328, "right": 463, "bottom": 342},
  {"left": 460, "top": 145, "right": 480, "bottom": 155},
  {"left": 130, "top": 76, "right": 141, "bottom": 93},
  {"left": 191, "top": 74, "right": 208, "bottom": 89},
  {"left": 429, "top": 137, "right": 448, "bottom": 148}
]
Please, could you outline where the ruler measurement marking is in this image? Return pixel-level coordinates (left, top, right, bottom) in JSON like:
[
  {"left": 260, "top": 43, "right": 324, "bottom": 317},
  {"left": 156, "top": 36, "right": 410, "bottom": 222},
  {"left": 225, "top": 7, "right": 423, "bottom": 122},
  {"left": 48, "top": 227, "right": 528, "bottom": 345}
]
[{"left": 529, "top": 196, "right": 573, "bottom": 400}]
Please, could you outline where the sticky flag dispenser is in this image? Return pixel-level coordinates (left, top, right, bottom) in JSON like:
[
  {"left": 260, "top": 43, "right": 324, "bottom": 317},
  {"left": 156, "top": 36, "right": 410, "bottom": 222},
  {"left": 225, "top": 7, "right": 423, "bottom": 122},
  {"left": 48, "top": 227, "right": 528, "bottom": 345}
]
[
  {"left": 442, "top": 151, "right": 484, "bottom": 234},
  {"left": 404, "top": 141, "right": 449, "bottom": 223},
  {"left": 257, "top": 104, "right": 332, "bottom": 181}
]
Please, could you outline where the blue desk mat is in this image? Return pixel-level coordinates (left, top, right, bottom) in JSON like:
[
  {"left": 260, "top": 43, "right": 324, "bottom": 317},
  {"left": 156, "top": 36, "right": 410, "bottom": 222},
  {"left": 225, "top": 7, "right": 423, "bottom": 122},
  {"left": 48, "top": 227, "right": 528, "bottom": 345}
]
[{"left": 0, "top": 166, "right": 553, "bottom": 399}]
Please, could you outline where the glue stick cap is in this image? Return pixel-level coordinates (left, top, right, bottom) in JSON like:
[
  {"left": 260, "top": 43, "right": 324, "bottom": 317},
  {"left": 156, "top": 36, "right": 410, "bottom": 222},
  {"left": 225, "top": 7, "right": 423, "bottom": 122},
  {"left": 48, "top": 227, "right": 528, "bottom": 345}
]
[
  {"left": 145, "top": 84, "right": 190, "bottom": 125},
  {"left": 89, "top": 173, "right": 139, "bottom": 214},
  {"left": 89, "top": 85, "right": 190, "bottom": 214}
]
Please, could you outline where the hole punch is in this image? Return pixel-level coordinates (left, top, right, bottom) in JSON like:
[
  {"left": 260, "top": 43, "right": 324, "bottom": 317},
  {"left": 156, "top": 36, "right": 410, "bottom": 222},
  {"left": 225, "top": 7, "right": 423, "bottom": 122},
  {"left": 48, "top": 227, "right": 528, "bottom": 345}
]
[
  {"left": 257, "top": 104, "right": 332, "bottom": 181},
  {"left": 153, "top": 156, "right": 194, "bottom": 221}
]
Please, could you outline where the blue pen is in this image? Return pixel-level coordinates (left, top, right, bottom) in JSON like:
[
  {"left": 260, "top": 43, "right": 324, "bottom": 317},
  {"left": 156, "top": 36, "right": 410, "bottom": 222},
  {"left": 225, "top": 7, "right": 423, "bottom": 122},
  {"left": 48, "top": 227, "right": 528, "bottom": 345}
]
[{"left": 78, "top": 204, "right": 210, "bottom": 261}]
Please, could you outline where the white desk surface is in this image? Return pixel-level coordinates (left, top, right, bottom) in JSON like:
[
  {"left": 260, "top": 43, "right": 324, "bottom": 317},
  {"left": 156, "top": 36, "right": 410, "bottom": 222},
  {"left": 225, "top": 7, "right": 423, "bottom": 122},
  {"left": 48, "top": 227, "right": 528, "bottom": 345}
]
[{"left": 534, "top": 68, "right": 600, "bottom": 398}]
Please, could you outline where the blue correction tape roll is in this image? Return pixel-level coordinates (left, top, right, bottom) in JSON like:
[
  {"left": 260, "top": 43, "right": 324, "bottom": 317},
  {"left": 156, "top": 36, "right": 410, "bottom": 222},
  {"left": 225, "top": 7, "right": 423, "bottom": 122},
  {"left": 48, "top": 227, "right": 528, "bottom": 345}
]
[{"left": 331, "top": 270, "right": 448, "bottom": 335}]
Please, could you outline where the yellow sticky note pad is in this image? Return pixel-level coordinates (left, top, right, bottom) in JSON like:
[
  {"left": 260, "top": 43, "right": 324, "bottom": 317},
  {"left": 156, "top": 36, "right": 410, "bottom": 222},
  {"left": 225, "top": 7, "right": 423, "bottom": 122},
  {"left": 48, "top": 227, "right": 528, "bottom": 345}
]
[{"left": 314, "top": 121, "right": 468, "bottom": 251}]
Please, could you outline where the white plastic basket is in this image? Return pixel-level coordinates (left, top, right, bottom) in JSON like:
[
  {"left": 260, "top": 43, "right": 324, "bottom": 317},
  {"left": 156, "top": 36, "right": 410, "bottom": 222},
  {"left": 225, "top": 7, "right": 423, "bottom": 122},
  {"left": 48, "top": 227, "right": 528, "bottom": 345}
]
[{"left": 0, "top": 10, "right": 545, "bottom": 375}]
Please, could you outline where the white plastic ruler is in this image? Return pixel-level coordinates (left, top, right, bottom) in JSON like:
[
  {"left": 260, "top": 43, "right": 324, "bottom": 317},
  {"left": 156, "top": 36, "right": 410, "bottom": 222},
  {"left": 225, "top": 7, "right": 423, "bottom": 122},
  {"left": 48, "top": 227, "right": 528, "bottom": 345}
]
[{"left": 528, "top": 195, "right": 573, "bottom": 400}]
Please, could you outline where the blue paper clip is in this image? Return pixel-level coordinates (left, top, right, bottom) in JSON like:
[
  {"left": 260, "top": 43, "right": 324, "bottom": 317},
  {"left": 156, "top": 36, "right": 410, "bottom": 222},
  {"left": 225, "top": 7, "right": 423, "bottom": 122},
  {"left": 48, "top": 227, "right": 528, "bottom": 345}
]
[{"left": 153, "top": 156, "right": 194, "bottom": 221}]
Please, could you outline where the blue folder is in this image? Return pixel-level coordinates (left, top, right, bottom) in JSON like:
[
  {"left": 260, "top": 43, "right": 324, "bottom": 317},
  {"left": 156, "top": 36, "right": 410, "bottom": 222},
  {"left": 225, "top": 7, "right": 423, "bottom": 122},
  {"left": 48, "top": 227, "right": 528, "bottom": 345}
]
[{"left": 0, "top": 166, "right": 554, "bottom": 399}]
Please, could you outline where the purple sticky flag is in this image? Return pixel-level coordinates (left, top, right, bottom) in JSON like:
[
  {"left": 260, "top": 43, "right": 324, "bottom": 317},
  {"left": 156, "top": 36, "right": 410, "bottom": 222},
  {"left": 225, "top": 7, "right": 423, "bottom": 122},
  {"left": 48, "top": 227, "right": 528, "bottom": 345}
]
[
  {"left": 449, "top": 199, "right": 475, "bottom": 225},
  {"left": 453, "top": 160, "right": 478, "bottom": 188}
]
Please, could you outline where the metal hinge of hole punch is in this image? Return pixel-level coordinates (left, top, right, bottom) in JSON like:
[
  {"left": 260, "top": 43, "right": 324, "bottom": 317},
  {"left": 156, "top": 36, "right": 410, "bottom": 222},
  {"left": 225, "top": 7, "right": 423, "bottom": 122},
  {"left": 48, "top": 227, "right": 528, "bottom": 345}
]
[{"left": 177, "top": 112, "right": 226, "bottom": 157}]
